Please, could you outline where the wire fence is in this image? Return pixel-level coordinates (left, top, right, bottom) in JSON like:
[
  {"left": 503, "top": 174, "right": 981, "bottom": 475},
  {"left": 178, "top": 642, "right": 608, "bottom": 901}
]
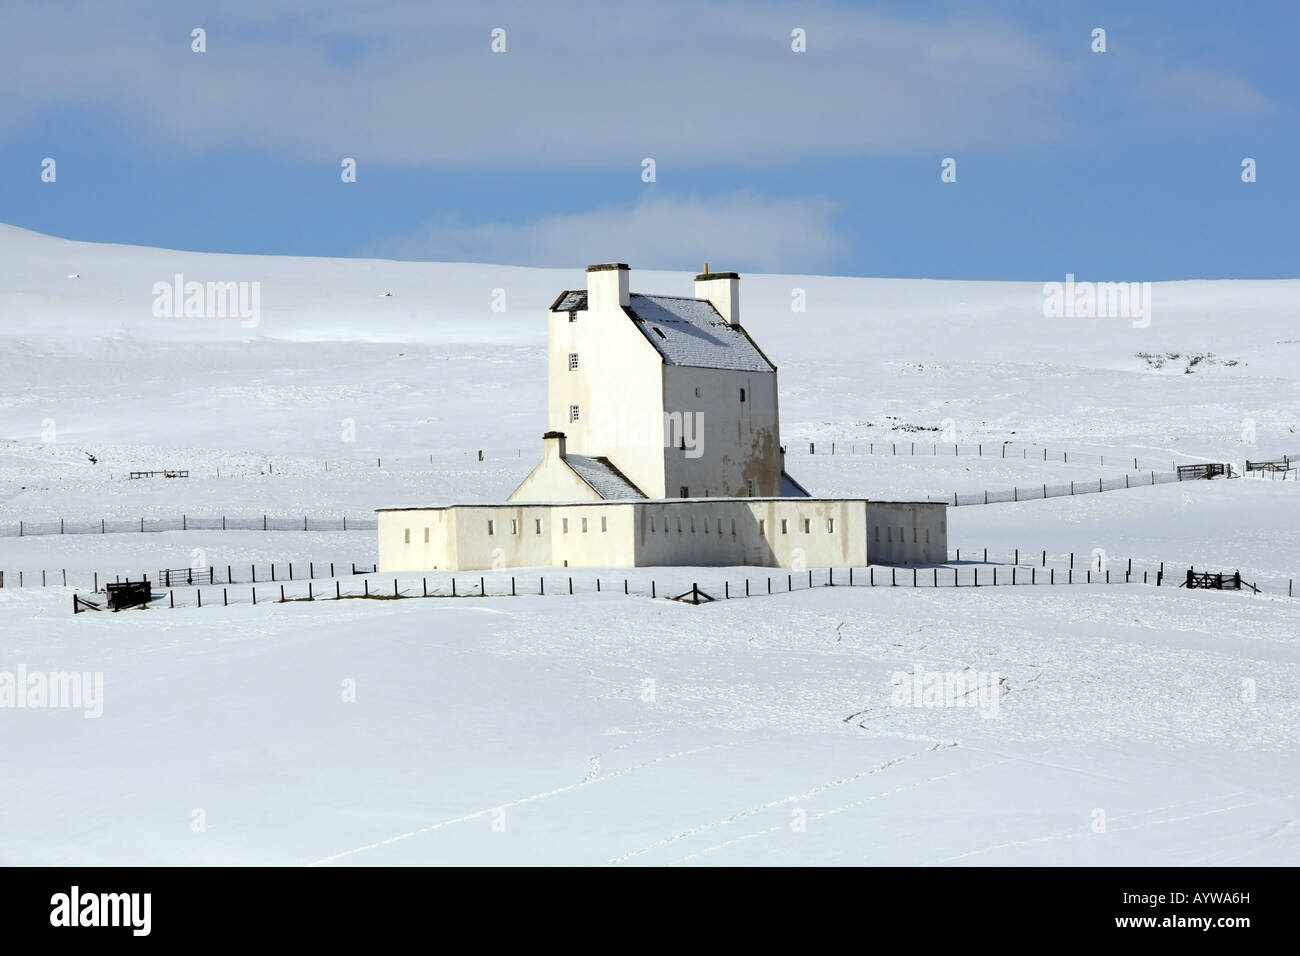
[
  {"left": 47, "top": 546, "right": 1295, "bottom": 613},
  {"left": 937, "top": 470, "right": 1183, "bottom": 506},
  {"left": 0, "top": 514, "right": 378, "bottom": 538},
  {"left": 1243, "top": 468, "right": 1297, "bottom": 482},
  {"left": 787, "top": 440, "right": 1187, "bottom": 471},
  {"left": 0, "top": 560, "right": 377, "bottom": 591}
]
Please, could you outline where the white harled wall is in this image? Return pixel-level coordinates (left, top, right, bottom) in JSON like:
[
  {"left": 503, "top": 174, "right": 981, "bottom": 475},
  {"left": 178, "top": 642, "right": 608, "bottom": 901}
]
[{"left": 378, "top": 500, "right": 946, "bottom": 571}]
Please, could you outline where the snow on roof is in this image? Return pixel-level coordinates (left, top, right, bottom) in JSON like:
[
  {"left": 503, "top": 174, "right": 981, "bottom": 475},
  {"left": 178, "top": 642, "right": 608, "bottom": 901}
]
[
  {"left": 565, "top": 454, "right": 646, "bottom": 499},
  {"left": 626, "top": 294, "right": 773, "bottom": 372},
  {"left": 550, "top": 290, "right": 588, "bottom": 312}
]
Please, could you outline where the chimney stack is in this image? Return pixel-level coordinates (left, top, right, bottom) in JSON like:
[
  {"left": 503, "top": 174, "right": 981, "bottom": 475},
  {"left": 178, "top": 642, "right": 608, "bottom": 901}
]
[
  {"left": 586, "top": 263, "right": 630, "bottom": 312},
  {"left": 542, "top": 430, "right": 567, "bottom": 462},
  {"left": 694, "top": 266, "right": 740, "bottom": 327}
]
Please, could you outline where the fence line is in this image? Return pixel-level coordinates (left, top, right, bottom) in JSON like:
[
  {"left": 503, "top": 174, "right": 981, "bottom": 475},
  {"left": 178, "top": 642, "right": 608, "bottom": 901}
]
[
  {"left": 11, "top": 545, "right": 1296, "bottom": 601},
  {"left": 788, "top": 440, "right": 1182, "bottom": 472},
  {"left": 0, "top": 514, "right": 377, "bottom": 539},
  {"left": 0, "top": 466, "right": 1228, "bottom": 537},
  {"left": 0, "top": 561, "right": 377, "bottom": 591},
  {"left": 935, "top": 470, "right": 1184, "bottom": 506},
  {"left": 72, "top": 551, "right": 1294, "bottom": 614}
]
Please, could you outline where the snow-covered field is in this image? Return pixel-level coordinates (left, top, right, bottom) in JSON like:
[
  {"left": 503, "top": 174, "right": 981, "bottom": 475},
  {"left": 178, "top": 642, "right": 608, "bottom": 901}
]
[{"left": 2, "top": 224, "right": 1297, "bottom": 865}]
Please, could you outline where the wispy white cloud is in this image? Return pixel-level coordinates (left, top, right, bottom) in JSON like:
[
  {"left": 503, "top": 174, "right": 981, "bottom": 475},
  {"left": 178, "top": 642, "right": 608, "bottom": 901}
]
[
  {"left": 0, "top": 1, "right": 1067, "bottom": 163},
  {"left": 1143, "top": 68, "right": 1274, "bottom": 115},
  {"left": 367, "top": 192, "right": 844, "bottom": 272},
  {"left": 0, "top": 1, "right": 1277, "bottom": 167}
]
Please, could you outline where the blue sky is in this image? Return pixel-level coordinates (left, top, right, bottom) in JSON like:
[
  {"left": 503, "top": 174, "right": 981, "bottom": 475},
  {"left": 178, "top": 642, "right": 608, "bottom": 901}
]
[{"left": 0, "top": 0, "right": 1295, "bottom": 279}]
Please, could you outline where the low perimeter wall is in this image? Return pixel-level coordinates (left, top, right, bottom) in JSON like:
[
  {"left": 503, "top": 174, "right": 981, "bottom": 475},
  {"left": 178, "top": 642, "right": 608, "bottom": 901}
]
[{"left": 378, "top": 498, "right": 946, "bottom": 572}]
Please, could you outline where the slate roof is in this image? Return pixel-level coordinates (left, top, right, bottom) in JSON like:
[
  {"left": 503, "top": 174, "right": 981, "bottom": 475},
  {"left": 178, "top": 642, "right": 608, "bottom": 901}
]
[
  {"left": 781, "top": 470, "right": 811, "bottom": 498},
  {"left": 551, "top": 290, "right": 588, "bottom": 312},
  {"left": 565, "top": 454, "right": 646, "bottom": 499},
  {"left": 625, "top": 295, "right": 774, "bottom": 372}
]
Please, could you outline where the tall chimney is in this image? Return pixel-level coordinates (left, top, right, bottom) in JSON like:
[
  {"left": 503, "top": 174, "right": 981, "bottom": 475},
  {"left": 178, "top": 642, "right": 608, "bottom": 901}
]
[
  {"left": 542, "top": 430, "right": 567, "bottom": 462},
  {"left": 586, "top": 263, "right": 630, "bottom": 312},
  {"left": 694, "top": 267, "right": 740, "bottom": 327}
]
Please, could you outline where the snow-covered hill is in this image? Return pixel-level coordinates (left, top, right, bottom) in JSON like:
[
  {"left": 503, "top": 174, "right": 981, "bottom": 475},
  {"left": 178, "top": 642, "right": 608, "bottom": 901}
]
[{"left": 1, "top": 225, "right": 1297, "bottom": 866}]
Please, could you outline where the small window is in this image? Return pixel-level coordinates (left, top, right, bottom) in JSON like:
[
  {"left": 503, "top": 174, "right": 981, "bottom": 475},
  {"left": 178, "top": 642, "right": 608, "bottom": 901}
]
[
  {"left": 404, "top": 528, "right": 410, "bottom": 544},
  {"left": 803, "top": 518, "right": 811, "bottom": 534},
  {"left": 690, "top": 518, "right": 696, "bottom": 533},
  {"left": 759, "top": 519, "right": 766, "bottom": 535},
  {"left": 899, "top": 527, "right": 904, "bottom": 544},
  {"left": 887, "top": 527, "right": 892, "bottom": 543},
  {"left": 747, "top": 479, "right": 755, "bottom": 497},
  {"left": 535, "top": 518, "right": 542, "bottom": 534},
  {"left": 926, "top": 528, "right": 931, "bottom": 544},
  {"left": 569, "top": 405, "right": 580, "bottom": 423},
  {"left": 717, "top": 518, "right": 723, "bottom": 535},
  {"left": 581, "top": 517, "right": 588, "bottom": 533},
  {"left": 730, "top": 519, "right": 736, "bottom": 535},
  {"left": 694, "top": 386, "right": 701, "bottom": 398},
  {"left": 424, "top": 527, "right": 430, "bottom": 543},
  {"left": 653, "top": 327, "right": 667, "bottom": 339},
  {"left": 650, "top": 516, "right": 656, "bottom": 531},
  {"left": 677, "top": 518, "right": 682, "bottom": 533},
  {"left": 739, "top": 388, "right": 746, "bottom": 402},
  {"left": 913, "top": 528, "right": 917, "bottom": 543},
  {"left": 487, "top": 520, "right": 495, "bottom": 535},
  {"left": 511, "top": 519, "right": 518, "bottom": 535},
  {"left": 679, "top": 486, "right": 688, "bottom": 498},
  {"left": 827, "top": 518, "right": 834, "bottom": 533},
  {"left": 568, "top": 311, "right": 577, "bottom": 323},
  {"left": 601, "top": 516, "right": 607, "bottom": 532},
  {"left": 568, "top": 352, "right": 579, "bottom": 371},
  {"left": 562, "top": 518, "right": 569, "bottom": 533},
  {"left": 781, "top": 519, "right": 788, "bottom": 534}
]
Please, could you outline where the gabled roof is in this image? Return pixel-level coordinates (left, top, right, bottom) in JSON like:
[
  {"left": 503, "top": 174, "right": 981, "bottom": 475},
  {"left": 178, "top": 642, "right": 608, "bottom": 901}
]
[
  {"left": 550, "top": 290, "right": 588, "bottom": 312},
  {"left": 781, "top": 470, "right": 811, "bottom": 498},
  {"left": 625, "top": 295, "right": 774, "bottom": 372},
  {"left": 565, "top": 454, "right": 646, "bottom": 499}
]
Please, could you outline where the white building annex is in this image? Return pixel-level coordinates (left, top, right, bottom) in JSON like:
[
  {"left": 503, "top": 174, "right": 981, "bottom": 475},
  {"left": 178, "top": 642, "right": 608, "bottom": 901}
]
[{"left": 377, "top": 263, "right": 947, "bottom": 572}]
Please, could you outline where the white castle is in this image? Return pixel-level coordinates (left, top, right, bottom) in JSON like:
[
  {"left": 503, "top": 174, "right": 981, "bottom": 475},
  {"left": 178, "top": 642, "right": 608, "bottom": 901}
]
[{"left": 377, "top": 263, "right": 945, "bottom": 572}]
